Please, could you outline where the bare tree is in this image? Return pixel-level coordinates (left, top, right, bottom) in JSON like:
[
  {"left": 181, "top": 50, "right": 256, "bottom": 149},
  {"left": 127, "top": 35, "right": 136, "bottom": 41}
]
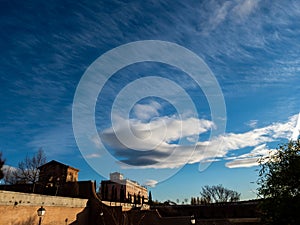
[
  {"left": 3, "top": 149, "right": 46, "bottom": 186},
  {"left": 17, "top": 149, "right": 46, "bottom": 184},
  {"left": 200, "top": 184, "right": 240, "bottom": 203},
  {"left": 0, "top": 152, "right": 4, "bottom": 180}
]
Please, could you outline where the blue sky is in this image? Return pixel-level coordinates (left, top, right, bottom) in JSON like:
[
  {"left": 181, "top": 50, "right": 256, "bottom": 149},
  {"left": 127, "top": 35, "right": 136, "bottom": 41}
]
[{"left": 1, "top": 0, "right": 300, "bottom": 202}]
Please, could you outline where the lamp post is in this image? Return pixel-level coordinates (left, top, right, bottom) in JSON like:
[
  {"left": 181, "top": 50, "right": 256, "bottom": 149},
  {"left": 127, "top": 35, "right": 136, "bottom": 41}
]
[
  {"left": 37, "top": 206, "right": 46, "bottom": 225},
  {"left": 190, "top": 215, "right": 196, "bottom": 225}
]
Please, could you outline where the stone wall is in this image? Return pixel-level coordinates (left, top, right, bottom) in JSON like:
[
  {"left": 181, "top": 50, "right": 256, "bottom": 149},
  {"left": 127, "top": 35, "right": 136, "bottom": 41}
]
[
  {"left": 0, "top": 190, "right": 262, "bottom": 225},
  {"left": 0, "top": 180, "right": 96, "bottom": 199},
  {"left": 0, "top": 190, "right": 88, "bottom": 225},
  {"left": 152, "top": 200, "right": 261, "bottom": 219}
]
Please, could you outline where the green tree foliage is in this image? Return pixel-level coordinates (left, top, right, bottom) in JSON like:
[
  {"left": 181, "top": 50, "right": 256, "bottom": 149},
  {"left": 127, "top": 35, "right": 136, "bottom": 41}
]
[
  {"left": 191, "top": 197, "right": 202, "bottom": 205},
  {"left": 200, "top": 184, "right": 240, "bottom": 203},
  {"left": 257, "top": 140, "right": 300, "bottom": 224},
  {"left": 148, "top": 191, "right": 153, "bottom": 205},
  {"left": 191, "top": 197, "right": 195, "bottom": 205},
  {"left": 0, "top": 152, "right": 5, "bottom": 180}
]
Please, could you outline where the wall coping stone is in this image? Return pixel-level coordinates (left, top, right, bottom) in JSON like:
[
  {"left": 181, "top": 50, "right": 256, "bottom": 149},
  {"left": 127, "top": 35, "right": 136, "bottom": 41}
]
[{"left": 0, "top": 190, "right": 88, "bottom": 207}]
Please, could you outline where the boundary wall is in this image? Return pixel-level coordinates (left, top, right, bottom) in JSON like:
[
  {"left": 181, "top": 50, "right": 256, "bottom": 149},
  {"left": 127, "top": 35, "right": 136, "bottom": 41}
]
[{"left": 0, "top": 190, "right": 88, "bottom": 225}]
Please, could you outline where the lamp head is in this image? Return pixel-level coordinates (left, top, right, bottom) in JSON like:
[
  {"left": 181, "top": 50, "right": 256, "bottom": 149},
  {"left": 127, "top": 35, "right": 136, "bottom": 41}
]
[
  {"left": 190, "top": 215, "right": 196, "bottom": 224},
  {"left": 37, "top": 206, "right": 46, "bottom": 217}
]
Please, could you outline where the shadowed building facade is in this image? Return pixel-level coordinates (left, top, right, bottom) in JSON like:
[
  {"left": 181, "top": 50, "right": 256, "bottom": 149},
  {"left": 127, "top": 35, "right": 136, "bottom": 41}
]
[
  {"left": 101, "top": 172, "right": 148, "bottom": 204},
  {"left": 38, "top": 160, "right": 79, "bottom": 188},
  {"left": 0, "top": 160, "right": 97, "bottom": 198}
]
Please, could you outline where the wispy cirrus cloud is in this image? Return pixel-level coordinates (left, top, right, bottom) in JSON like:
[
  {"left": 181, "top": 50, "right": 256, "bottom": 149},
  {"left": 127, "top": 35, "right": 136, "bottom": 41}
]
[
  {"left": 200, "top": 0, "right": 260, "bottom": 34},
  {"left": 246, "top": 120, "right": 258, "bottom": 128},
  {"left": 232, "top": 0, "right": 260, "bottom": 20},
  {"left": 202, "top": 1, "right": 232, "bottom": 34},
  {"left": 85, "top": 153, "right": 101, "bottom": 159}
]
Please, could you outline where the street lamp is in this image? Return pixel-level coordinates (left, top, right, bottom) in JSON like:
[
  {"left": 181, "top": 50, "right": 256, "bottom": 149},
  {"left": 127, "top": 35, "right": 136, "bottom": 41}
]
[
  {"left": 37, "top": 206, "right": 46, "bottom": 225},
  {"left": 190, "top": 215, "right": 196, "bottom": 224}
]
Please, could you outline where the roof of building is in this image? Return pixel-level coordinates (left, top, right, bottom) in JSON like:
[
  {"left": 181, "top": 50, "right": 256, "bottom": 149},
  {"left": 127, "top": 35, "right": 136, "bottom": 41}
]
[
  {"left": 104, "top": 172, "right": 147, "bottom": 189},
  {"left": 38, "top": 160, "right": 79, "bottom": 172}
]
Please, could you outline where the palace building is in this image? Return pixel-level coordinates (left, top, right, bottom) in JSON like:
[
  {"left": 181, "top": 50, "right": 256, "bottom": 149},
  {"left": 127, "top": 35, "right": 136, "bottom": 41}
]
[
  {"left": 100, "top": 172, "right": 148, "bottom": 204},
  {"left": 38, "top": 160, "right": 79, "bottom": 187}
]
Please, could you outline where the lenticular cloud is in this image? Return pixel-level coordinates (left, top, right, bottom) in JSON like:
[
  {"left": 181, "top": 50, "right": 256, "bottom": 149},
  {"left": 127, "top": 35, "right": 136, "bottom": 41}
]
[{"left": 98, "top": 113, "right": 298, "bottom": 169}]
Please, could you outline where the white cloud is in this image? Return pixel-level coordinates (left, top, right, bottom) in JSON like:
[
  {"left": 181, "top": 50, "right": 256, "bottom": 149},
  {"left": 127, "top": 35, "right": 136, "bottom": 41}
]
[
  {"left": 133, "top": 101, "right": 161, "bottom": 120},
  {"left": 291, "top": 113, "right": 300, "bottom": 141},
  {"left": 232, "top": 0, "right": 260, "bottom": 20},
  {"left": 202, "top": 1, "right": 232, "bottom": 34},
  {"left": 101, "top": 115, "right": 214, "bottom": 152},
  {"left": 91, "top": 134, "right": 103, "bottom": 149},
  {"left": 225, "top": 157, "right": 261, "bottom": 168},
  {"left": 85, "top": 153, "right": 101, "bottom": 159},
  {"left": 246, "top": 120, "right": 258, "bottom": 128},
  {"left": 0, "top": 165, "right": 18, "bottom": 184},
  {"left": 143, "top": 179, "right": 158, "bottom": 188},
  {"left": 97, "top": 114, "right": 298, "bottom": 169},
  {"left": 2, "top": 165, "right": 18, "bottom": 172},
  {"left": 224, "top": 113, "right": 299, "bottom": 169},
  {"left": 210, "top": 2, "right": 231, "bottom": 28},
  {"left": 201, "top": 0, "right": 260, "bottom": 34},
  {"left": 225, "top": 144, "right": 275, "bottom": 168}
]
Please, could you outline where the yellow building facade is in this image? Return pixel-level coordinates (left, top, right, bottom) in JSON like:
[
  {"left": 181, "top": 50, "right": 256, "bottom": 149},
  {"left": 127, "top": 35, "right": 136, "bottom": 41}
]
[{"left": 101, "top": 172, "right": 148, "bottom": 204}]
